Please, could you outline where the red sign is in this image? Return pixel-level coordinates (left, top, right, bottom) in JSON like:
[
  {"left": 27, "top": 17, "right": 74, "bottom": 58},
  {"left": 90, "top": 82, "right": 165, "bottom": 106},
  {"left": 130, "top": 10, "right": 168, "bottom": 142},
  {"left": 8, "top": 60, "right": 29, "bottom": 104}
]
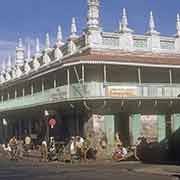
[{"left": 48, "top": 118, "right": 56, "bottom": 128}]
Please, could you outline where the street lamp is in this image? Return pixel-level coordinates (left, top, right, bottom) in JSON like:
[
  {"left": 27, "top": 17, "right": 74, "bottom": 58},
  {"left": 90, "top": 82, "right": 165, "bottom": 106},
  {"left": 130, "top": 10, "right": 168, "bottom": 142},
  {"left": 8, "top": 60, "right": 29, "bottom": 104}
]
[
  {"left": 44, "top": 110, "right": 49, "bottom": 142},
  {"left": 2, "top": 118, "right": 7, "bottom": 144}
]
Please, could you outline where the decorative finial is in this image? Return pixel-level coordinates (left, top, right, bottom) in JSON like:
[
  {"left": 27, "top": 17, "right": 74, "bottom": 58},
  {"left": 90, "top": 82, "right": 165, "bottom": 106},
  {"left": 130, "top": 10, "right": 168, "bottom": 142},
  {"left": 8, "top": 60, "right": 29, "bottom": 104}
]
[
  {"left": 24, "top": 61, "right": 31, "bottom": 73},
  {"left": 54, "top": 47, "right": 63, "bottom": 60},
  {"left": 56, "top": 25, "right": 64, "bottom": 47},
  {"left": 176, "top": 13, "right": 180, "bottom": 37},
  {"left": 7, "top": 55, "right": 12, "bottom": 71},
  {"left": 149, "top": 11, "right": 155, "bottom": 32},
  {"left": 43, "top": 52, "right": 51, "bottom": 64},
  {"left": 2, "top": 59, "right": 6, "bottom": 74},
  {"left": 70, "top": 17, "right": 78, "bottom": 39},
  {"left": 36, "top": 38, "right": 40, "bottom": 53},
  {"left": 122, "top": 8, "right": 128, "bottom": 29},
  {"left": 119, "top": 21, "right": 122, "bottom": 32},
  {"left": 120, "top": 8, "right": 133, "bottom": 33},
  {"left": 18, "top": 38, "right": 23, "bottom": 48},
  {"left": 27, "top": 42, "right": 31, "bottom": 61},
  {"left": 45, "top": 33, "right": 50, "bottom": 49},
  {"left": 146, "top": 11, "right": 159, "bottom": 35},
  {"left": 68, "top": 40, "right": 77, "bottom": 54}
]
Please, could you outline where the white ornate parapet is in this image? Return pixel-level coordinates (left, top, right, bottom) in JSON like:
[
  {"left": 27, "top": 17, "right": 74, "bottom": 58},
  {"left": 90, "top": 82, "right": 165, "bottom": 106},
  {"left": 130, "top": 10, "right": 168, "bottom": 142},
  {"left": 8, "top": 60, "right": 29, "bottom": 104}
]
[{"left": 102, "top": 33, "right": 179, "bottom": 54}]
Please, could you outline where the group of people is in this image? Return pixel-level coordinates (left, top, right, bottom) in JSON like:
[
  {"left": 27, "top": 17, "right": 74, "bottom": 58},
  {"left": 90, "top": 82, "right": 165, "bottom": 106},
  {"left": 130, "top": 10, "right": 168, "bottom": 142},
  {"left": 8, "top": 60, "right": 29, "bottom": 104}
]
[
  {"left": 1, "top": 135, "right": 32, "bottom": 161},
  {"left": 0, "top": 133, "right": 132, "bottom": 163}
]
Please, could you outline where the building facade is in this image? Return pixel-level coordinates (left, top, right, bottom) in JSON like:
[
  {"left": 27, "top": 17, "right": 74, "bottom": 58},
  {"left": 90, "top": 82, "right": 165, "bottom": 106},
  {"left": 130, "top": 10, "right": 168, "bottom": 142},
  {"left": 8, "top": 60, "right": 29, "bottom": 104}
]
[{"left": 0, "top": 0, "right": 180, "bottom": 147}]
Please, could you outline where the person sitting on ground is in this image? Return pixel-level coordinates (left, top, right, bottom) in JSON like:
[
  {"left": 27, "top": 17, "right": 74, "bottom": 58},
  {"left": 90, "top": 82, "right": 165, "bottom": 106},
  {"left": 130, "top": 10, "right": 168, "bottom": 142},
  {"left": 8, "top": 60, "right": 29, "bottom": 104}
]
[{"left": 112, "top": 143, "right": 127, "bottom": 161}]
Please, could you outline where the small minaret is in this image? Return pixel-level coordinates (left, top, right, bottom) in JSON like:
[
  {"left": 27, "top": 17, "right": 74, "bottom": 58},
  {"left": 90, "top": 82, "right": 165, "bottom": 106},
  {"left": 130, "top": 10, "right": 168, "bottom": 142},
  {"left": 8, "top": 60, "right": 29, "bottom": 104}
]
[
  {"left": 7, "top": 55, "right": 12, "bottom": 72},
  {"left": 24, "top": 43, "right": 31, "bottom": 73},
  {"left": 16, "top": 38, "right": 25, "bottom": 66},
  {"left": 120, "top": 8, "right": 133, "bottom": 33},
  {"left": 45, "top": 33, "right": 51, "bottom": 50},
  {"left": 146, "top": 11, "right": 159, "bottom": 35},
  {"left": 85, "top": 0, "right": 102, "bottom": 46},
  {"left": 35, "top": 38, "right": 41, "bottom": 57},
  {"left": 56, "top": 25, "right": 64, "bottom": 47},
  {"left": 5, "top": 57, "right": 11, "bottom": 81},
  {"left": 87, "top": 0, "right": 100, "bottom": 31},
  {"left": 2, "top": 59, "right": 6, "bottom": 74},
  {"left": 176, "top": 14, "right": 180, "bottom": 37},
  {"left": 70, "top": 17, "right": 78, "bottom": 39},
  {"left": 27, "top": 42, "right": 31, "bottom": 61}
]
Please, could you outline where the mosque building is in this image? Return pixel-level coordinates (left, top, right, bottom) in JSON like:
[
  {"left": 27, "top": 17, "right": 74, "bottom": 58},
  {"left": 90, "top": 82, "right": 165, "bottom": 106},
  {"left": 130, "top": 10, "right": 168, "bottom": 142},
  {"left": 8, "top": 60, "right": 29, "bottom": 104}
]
[{"left": 0, "top": 0, "right": 180, "bottom": 146}]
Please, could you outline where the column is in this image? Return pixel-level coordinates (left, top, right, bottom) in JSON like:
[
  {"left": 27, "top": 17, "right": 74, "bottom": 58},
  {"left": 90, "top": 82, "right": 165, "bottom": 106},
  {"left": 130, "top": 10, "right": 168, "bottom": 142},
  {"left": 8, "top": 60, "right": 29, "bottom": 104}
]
[
  {"left": 53, "top": 74, "right": 57, "bottom": 88},
  {"left": 31, "top": 84, "right": 34, "bottom": 96},
  {"left": 15, "top": 88, "right": 17, "bottom": 98},
  {"left": 138, "top": 67, "right": 142, "bottom": 85},
  {"left": 82, "top": 64, "right": 85, "bottom": 84},
  {"left": 41, "top": 78, "right": 45, "bottom": 92},
  {"left": 169, "top": 69, "right": 172, "bottom": 85},
  {"left": 67, "top": 69, "right": 70, "bottom": 98},
  {"left": 103, "top": 65, "right": 107, "bottom": 83},
  {"left": 22, "top": 88, "right": 25, "bottom": 97}
]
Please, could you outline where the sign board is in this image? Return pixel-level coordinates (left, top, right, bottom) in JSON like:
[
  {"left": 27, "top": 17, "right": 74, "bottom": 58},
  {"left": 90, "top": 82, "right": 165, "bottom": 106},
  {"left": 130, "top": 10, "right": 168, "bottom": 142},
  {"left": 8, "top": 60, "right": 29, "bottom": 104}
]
[
  {"left": 48, "top": 118, "right": 56, "bottom": 129},
  {"left": 106, "top": 86, "right": 138, "bottom": 97}
]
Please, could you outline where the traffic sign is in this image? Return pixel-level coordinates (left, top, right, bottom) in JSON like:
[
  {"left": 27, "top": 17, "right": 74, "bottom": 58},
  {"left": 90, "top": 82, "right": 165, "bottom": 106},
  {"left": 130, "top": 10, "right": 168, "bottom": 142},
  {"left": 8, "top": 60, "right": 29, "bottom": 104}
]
[{"left": 48, "top": 118, "right": 56, "bottom": 128}]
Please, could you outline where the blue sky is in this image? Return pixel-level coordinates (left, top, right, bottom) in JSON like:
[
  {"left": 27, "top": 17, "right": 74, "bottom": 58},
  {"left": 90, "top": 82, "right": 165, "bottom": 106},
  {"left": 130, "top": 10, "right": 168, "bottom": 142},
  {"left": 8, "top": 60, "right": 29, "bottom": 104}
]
[{"left": 0, "top": 0, "right": 179, "bottom": 60}]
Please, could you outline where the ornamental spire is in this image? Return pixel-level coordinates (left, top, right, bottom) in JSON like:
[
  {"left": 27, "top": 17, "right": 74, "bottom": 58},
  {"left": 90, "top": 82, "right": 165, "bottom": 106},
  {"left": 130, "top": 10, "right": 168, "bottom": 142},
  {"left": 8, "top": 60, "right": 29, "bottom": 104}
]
[
  {"left": 87, "top": 0, "right": 100, "bottom": 31},
  {"left": 70, "top": 17, "right": 78, "bottom": 39},
  {"left": 120, "top": 8, "right": 133, "bottom": 33},
  {"left": 176, "top": 13, "right": 180, "bottom": 37},
  {"left": 45, "top": 33, "right": 50, "bottom": 50},
  {"left": 7, "top": 55, "right": 12, "bottom": 71},
  {"left": 56, "top": 25, "right": 64, "bottom": 47},
  {"left": 27, "top": 42, "right": 31, "bottom": 61},
  {"left": 16, "top": 38, "right": 25, "bottom": 66},
  {"left": 2, "top": 59, "right": 6, "bottom": 74},
  {"left": 36, "top": 38, "right": 40, "bottom": 53},
  {"left": 146, "top": 11, "right": 159, "bottom": 35},
  {"left": 18, "top": 38, "right": 23, "bottom": 48},
  {"left": 149, "top": 11, "right": 155, "bottom": 32}
]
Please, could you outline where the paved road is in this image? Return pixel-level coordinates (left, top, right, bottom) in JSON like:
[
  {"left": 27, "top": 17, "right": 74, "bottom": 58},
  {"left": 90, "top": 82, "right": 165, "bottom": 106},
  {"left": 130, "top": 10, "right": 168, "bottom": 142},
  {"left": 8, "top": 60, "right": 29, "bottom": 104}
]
[{"left": 0, "top": 160, "right": 175, "bottom": 180}]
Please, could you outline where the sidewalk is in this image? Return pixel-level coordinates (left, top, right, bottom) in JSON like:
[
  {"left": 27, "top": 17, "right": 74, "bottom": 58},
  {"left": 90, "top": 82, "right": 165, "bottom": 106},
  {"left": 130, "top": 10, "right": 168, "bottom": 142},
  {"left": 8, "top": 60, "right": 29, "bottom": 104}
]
[{"left": 134, "top": 164, "right": 180, "bottom": 177}]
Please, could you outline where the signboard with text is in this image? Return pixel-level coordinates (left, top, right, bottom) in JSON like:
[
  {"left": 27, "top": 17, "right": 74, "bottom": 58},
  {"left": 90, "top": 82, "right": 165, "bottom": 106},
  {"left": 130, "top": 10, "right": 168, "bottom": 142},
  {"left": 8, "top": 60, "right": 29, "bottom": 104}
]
[{"left": 106, "top": 86, "right": 138, "bottom": 97}]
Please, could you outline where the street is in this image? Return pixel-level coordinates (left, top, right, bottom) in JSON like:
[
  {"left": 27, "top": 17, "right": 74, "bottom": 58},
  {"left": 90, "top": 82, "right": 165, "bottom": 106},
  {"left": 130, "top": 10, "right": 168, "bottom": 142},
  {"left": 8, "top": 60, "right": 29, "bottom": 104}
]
[{"left": 0, "top": 160, "right": 175, "bottom": 180}]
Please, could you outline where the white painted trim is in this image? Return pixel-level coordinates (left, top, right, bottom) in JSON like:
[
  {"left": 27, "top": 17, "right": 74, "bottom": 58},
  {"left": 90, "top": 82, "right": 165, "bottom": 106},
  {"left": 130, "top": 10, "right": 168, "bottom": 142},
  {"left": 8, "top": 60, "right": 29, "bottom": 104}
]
[{"left": 63, "top": 60, "right": 180, "bottom": 69}]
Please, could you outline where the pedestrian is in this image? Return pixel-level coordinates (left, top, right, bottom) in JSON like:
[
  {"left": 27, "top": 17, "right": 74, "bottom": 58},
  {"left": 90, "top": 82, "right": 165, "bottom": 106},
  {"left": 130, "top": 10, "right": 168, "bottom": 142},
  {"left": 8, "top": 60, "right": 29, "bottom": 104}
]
[
  {"left": 41, "top": 140, "right": 48, "bottom": 162},
  {"left": 17, "top": 139, "right": 24, "bottom": 160},
  {"left": 9, "top": 136, "right": 18, "bottom": 161},
  {"left": 24, "top": 135, "right": 31, "bottom": 154},
  {"left": 69, "top": 136, "right": 76, "bottom": 163}
]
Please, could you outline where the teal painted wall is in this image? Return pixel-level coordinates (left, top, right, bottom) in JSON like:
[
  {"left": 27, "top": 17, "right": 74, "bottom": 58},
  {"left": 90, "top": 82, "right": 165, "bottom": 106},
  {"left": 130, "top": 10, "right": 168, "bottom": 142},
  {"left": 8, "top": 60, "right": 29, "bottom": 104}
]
[
  {"left": 157, "top": 114, "right": 166, "bottom": 142},
  {"left": 104, "top": 115, "right": 115, "bottom": 146},
  {"left": 172, "top": 114, "right": 180, "bottom": 132},
  {"left": 130, "top": 114, "right": 141, "bottom": 145}
]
